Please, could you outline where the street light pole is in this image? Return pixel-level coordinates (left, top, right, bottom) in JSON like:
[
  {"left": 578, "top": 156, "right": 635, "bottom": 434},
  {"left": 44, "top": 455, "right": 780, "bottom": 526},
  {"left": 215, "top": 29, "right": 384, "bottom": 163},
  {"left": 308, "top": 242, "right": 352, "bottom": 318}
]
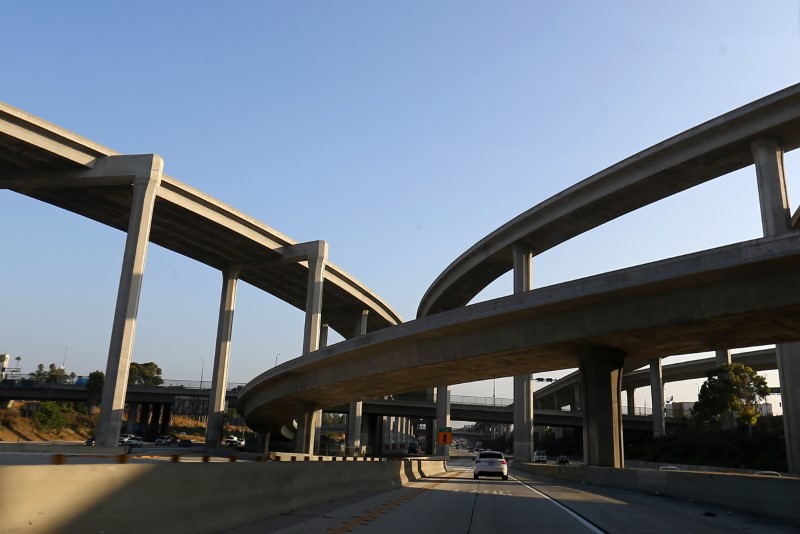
[
  {"left": 274, "top": 353, "right": 281, "bottom": 367},
  {"left": 200, "top": 355, "right": 204, "bottom": 389}
]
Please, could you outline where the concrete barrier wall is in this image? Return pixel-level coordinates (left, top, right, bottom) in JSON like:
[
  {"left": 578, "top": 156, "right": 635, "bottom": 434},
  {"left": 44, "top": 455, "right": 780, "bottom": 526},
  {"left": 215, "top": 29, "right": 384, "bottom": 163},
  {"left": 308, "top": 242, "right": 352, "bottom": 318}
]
[
  {"left": 513, "top": 463, "right": 800, "bottom": 524},
  {"left": 0, "top": 459, "right": 447, "bottom": 533}
]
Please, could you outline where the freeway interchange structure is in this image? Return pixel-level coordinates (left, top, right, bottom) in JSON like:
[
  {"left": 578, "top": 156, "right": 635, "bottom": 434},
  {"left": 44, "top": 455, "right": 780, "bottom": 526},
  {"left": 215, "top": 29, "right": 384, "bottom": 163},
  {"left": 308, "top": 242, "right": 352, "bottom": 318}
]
[{"left": 3, "top": 83, "right": 800, "bottom": 472}]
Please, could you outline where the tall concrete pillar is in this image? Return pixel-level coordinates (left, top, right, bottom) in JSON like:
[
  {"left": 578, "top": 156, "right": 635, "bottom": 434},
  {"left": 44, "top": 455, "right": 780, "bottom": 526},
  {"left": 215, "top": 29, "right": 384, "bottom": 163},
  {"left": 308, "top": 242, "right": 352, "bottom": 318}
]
[
  {"left": 425, "top": 418, "right": 434, "bottom": 454},
  {"left": 96, "top": 155, "right": 163, "bottom": 447},
  {"left": 257, "top": 431, "right": 271, "bottom": 455},
  {"left": 625, "top": 387, "right": 636, "bottom": 416},
  {"left": 578, "top": 347, "right": 625, "bottom": 467},
  {"left": 149, "top": 404, "right": 163, "bottom": 438},
  {"left": 295, "top": 402, "right": 321, "bottom": 455},
  {"left": 347, "top": 310, "right": 368, "bottom": 456},
  {"left": 752, "top": 139, "right": 800, "bottom": 473},
  {"left": 291, "top": 241, "right": 328, "bottom": 454},
  {"left": 650, "top": 358, "right": 665, "bottom": 438},
  {"left": 206, "top": 267, "right": 239, "bottom": 448},
  {"left": 160, "top": 403, "right": 172, "bottom": 435},
  {"left": 126, "top": 403, "right": 138, "bottom": 435},
  {"left": 383, "top": 416, "right": 390, "bottom": 452},
  {"left": 715, "top": 349, "right": 737, "bottom": 430},
  {"left": 512, "top": 245, "right": 535, "bottom": 462},
  {"left": 139, "top": 403, "right": 152, "bottom": 436},
  {"left": 435, "top": 385, "right": 451, "bottom": 458}
]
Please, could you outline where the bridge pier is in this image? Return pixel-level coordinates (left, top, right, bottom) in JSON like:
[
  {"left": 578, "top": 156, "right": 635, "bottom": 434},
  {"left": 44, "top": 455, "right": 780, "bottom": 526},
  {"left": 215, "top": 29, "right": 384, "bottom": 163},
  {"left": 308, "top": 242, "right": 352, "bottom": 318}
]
[
  {"left": 578, "top": 347, "right": 625, "bottom": 468},
  {"left": 96, "top": 156, "right": 164, "bottom": 448},
  {"left": 650, "top": 358, "right": 664, "bottom": 438},
  {"left": 512, "top": 245, "right": 535, "bottom": 462},
  {"left": 206, "top": 267, "right": 239, "bottom": 448},
  {"left": 752, "top": 138, "right": 800, "bottom": 473},
  {"left": 346, "top": 310, "right": 369, "bottom": 456}
]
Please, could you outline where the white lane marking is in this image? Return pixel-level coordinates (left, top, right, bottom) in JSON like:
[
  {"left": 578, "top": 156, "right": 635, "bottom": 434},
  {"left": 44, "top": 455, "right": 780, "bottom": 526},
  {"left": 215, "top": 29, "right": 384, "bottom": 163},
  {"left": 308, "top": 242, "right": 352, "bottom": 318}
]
[{"left": 512, "top": 476, "right": 606, "bottom": 534}]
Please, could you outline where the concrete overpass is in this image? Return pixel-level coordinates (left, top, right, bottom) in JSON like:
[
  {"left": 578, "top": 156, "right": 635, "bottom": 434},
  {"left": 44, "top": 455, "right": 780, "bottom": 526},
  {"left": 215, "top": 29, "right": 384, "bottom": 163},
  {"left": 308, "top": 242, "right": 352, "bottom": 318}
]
[
  {"left": 237, "top": 82, "right": 800, "bottom": 470},
  {"left": 0, "top": 102, "right": 401, "bottom": 448},
  {"left": 4, "top": 84, "right": 800, "bottom": 472}
]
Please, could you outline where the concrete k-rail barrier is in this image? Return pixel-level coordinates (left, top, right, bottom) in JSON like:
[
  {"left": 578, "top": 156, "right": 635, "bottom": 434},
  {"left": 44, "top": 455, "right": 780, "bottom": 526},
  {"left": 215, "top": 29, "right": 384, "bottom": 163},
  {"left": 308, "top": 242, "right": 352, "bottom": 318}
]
[
  {"left": 0, "top": 458, "right": 448, "bottom": 533},
  {"left": 513, "top": 462, "right": 800, "bottom": 525}
]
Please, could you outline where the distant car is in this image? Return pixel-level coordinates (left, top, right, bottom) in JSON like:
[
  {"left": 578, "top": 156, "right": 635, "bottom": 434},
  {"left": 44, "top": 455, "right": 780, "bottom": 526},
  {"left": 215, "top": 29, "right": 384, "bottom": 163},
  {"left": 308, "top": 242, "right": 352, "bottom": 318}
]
[
  {"left": 754, "top": 470, "right": 781, "bottom": 477},
  {"left": 126, "top": 436, "right": 144, "bottom": 447},
  {"left": 556, "top": 455, "right": 569, "bottom": 465},
  {"left": 224, "top": 436, "right": 241, "bottom": 447},
  {"left": 117, "top": 434, "right": 135, "bottom": 446},
  {"left": 154, "top": 435, "right": 175, "bottom": 446},
  {"left": 474, "top": 450, "right": 509, "bottom": 480},
  {"left": 83, "top": 437, "right": 96, "bottom": 446},
  {"left": 658, "top": 465, "right": 679, "bottom": 471},
  {"left": 534, "top": 450, "right": 547, "bottom": 463},
  {"left": 178, "top": 439, "right": 193, "bottom": 448}
]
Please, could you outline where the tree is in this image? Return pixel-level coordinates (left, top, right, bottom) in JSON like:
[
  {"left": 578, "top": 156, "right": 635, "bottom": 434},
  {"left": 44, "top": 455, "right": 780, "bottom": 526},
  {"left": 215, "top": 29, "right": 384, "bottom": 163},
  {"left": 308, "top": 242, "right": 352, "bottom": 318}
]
[
  {"left": 128, "top": 361, "right": 163, "bottom": 387},
  {"left": 33, "top": 402, "right": 67, "bottom": 433},
  {"left": 692, "top": 363, "right": 770, "bottom": 437},
  {"left": 29, "top": 364, "right": 47, "bottom": 383},
  {"left": 46, "top": 363, "right": 69, "bottom": 384},
  {"left": 86, "top": 371, "right": 105, "bottom": 415}
]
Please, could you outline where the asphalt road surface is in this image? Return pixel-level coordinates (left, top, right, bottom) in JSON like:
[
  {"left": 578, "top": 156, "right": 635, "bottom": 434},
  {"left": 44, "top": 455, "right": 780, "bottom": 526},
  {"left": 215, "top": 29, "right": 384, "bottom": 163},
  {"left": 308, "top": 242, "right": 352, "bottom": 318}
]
[{"left": 225, "top": 457, "right": 797, "bottom": 533}]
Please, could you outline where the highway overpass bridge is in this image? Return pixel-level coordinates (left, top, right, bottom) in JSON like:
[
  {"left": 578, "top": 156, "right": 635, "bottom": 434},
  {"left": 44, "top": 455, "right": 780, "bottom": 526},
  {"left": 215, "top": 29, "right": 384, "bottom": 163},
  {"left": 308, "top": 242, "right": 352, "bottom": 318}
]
[
  {"left": 3, "top": 85, "right": 800, "bottom": 471},
  {"left": 237, "top": 83, "right": 800, "bottom": 470}
]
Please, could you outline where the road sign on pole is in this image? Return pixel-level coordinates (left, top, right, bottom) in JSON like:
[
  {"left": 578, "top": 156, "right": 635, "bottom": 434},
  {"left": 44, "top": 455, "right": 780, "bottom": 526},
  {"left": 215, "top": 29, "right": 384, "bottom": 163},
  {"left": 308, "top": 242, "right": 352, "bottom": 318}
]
[{"left": 437, "top": 431, "right": 452, "bottom": 445}]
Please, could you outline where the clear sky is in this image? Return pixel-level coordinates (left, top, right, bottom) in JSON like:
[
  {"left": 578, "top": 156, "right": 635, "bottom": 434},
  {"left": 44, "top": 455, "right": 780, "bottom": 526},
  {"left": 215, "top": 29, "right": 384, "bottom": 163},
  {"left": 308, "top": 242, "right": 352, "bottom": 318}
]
[{"left": 2, "top": 1, "right": 799, "bottom": 412}]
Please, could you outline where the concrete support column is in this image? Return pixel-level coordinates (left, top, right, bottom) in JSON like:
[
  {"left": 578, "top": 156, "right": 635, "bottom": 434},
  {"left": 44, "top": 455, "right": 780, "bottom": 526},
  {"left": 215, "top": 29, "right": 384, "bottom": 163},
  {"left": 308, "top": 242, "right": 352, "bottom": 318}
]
[
  {"left": 715, "top": 349, "right": 737, "bottom": 430},
  {"left": 301, "top": 241, "right": 327, "bottom": 355},
  {"left": 347, "top": 310, "right": 368, "bottom": 456},
  {"left": 206, "top": 267, "right": 239, "bottom": 448},
  {"left": 292, "top": 241, "right": 328, "bottom": 454},
  {"left": 96, "top": 155, "right": 163, "bottom": 447},
  {"left": 160, "top": 403, "right": 172, "bottom": 435},
  {"left": 126, "top": 403, "right": 138, "bottom": 435},
  {"left": 149, "top": 404, "right": 163, "bottom": 438},
  {"left": 257, "top": 431, "right": 271, "bottom": 455},
  {"left": 650, "top": 357, "right": 665, "bottom": 438},
  {"left": 425, "top": 418, "right": 434, "bottom": 454},
  {"left": 578, "top": 347, "right": 625, "bottom": 467},
  {"left": 573, "top": 383, "right": 581, "bottom": 412},
  {"left": 512, "top": 245, "right": 535, "bottom": 462},
  {"left": 435, "top": 385, "right": 451, "bottom": 458},
  {"left": 295, "top": 402, "right": 321, "bottom": 455},
  {"left": 752, "top": 139, "right": 800, "bottom": 473},
  {"left": 139, "top": 403, "right": 152, "bottom": 436},
  {"left": 625, "top": 387, "right": 636, "bottom": 416}
]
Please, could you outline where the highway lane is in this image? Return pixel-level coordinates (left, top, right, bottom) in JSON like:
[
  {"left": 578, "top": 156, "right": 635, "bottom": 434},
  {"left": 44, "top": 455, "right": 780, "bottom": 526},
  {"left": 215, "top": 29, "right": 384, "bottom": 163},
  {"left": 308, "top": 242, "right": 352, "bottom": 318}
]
[{"left": 226, "top": 458, "right": 798, "bottom": 533}]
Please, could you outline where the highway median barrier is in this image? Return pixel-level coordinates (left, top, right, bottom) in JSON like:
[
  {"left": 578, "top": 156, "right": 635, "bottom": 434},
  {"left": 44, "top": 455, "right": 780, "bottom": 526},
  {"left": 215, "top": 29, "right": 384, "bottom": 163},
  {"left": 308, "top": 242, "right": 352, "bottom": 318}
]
[{"left": 0, "top": 457, "right": 448, "bottom": 533}]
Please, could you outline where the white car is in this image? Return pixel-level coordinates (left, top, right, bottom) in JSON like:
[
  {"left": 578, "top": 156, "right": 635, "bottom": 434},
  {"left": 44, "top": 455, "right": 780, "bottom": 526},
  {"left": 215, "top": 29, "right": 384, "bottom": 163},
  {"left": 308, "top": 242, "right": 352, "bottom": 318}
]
[
  {"left": 126, "top": 436, "right": 144, "bottom": 447},
  {"left": 473, "top": 450, "right": 509, "bottom": 480}
]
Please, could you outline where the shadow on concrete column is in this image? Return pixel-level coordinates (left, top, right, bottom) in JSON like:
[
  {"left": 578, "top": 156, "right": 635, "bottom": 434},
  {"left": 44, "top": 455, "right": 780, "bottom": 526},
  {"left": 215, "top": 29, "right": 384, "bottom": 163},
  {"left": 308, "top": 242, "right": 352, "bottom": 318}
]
[{"left": 578, "top": 346, "right": 625, "bottom": 468}]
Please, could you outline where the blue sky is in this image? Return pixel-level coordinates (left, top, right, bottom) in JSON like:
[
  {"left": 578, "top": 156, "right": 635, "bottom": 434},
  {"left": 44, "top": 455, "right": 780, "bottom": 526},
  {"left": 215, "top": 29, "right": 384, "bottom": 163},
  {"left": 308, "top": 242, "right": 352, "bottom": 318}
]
[{"left": 2, "top": 2, "right": 799, "bottom": 410}]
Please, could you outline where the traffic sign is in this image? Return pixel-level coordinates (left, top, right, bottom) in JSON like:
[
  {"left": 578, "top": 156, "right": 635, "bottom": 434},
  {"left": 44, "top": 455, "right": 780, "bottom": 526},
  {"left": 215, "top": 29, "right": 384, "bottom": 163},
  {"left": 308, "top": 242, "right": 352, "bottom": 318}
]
[{"left": 437, "top": 431, "right": 453, "bottom": 445}]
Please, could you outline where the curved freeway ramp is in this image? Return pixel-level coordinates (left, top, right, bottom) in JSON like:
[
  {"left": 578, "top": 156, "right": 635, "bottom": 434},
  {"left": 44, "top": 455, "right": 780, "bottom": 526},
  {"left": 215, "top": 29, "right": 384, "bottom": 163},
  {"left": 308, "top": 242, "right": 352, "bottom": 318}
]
[{"left": 238, "top": 83, "right": 800, "bottom": 452}]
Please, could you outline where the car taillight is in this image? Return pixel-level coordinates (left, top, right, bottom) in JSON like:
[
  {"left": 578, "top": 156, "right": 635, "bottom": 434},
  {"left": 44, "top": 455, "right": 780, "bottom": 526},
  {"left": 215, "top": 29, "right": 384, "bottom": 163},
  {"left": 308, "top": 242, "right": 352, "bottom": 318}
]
[
  {"left": 500, "top": 460, "right": 507, "bottom": 465},
  {"left": 475, "top": 460, "right": 481, "bottom": 464}
]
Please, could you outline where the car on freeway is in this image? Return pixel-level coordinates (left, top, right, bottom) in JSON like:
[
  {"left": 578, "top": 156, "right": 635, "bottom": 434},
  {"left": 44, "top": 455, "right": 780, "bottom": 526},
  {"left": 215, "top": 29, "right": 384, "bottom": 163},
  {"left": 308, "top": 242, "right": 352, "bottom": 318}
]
[
  {"left": 556, "top": 455, "right": 569, "bottom": 465},
  {"left": 126, "top": 436, "right": 144, "bottom": 447},
  {"left": 117, "top": 434, "right": 135, "bottom": 446},
  {"left": 473, "top": 450, "right": 509, "bottom": 480},
  {"left": 533, "top": 450, "right": 547, "bottom": 463},
  {"left": 658, "top": 465, "right": 680, "bottom": 471},
  {"left": 154, "top": 435, "right": 176, "bottom": 446},
  {"left": 83, "top": 437, "right": 96, "bottom": 446}
]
